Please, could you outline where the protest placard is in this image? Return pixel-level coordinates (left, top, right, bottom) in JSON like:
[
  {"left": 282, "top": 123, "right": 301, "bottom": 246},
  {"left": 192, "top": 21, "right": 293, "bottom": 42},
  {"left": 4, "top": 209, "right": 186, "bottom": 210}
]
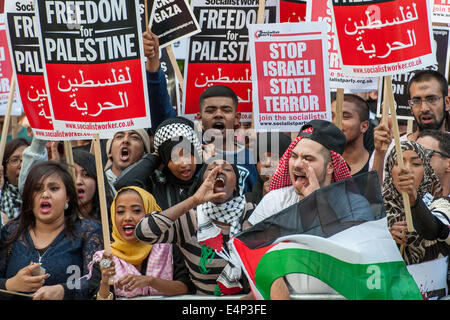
[
  {"left": 160, "top": 47, "right": 180, "bottom": 115},
  {"left": 432, "top": 0, "right": 450, "bottom": 24},
  {"left": 376, "top": 27, "right": 450, "bottom": 120},
  {"left": 279, "top": 0, "right": 306, "bottom": 23},
  {"left": 331, "top": 0, "right": 436, "bottom": 77},
  {"left": 149, "top": 0, "right": 201, "bottom": 48},
  {"left": 0, "top": 14, "right": 22, "bottom": 116},
  {"left": 5, "top": 2, "right": 56, "bottom": 139},
  {"left": 182, "top": 0, "right": 278, "bottom": 122},
  {"left": 34, "top": 0, "right": 150, "bottom": 139},
  {"left": 248, "top": 22, "right": 331, "bottom": 132},
  {"left": 306, "top": 0, "right": 377, "bottom": 91}
]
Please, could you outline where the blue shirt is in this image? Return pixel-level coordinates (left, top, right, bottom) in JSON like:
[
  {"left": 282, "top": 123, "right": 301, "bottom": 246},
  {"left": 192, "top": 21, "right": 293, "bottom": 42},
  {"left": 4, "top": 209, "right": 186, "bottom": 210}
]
[{"left": 0, "top": 218, "right": 103, "bottom": 299}]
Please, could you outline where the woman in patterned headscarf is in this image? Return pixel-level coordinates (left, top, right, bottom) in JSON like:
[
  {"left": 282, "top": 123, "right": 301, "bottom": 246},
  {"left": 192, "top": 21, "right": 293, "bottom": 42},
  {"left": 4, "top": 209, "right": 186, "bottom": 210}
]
[
  {"left": 115, "top": 117, "right": 203, "bottom": 210},
  {"left": 383, "top": 141, "right": 449, "bottom": 265}
]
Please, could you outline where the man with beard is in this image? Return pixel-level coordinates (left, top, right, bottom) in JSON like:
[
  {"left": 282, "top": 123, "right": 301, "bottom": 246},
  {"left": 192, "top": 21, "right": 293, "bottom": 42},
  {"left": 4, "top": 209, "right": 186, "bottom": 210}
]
[
  {"left": 331, "top": 94, "right": 370, "bottom": 176},
  {"left": 196, "top": 85, "right": 258, "bottom": 195},
  {"left": 246, "top": 120, "right": 373, "bottom": 228},
  {"left": 371, "top": 70, "right": 450, "bottom": 183}
]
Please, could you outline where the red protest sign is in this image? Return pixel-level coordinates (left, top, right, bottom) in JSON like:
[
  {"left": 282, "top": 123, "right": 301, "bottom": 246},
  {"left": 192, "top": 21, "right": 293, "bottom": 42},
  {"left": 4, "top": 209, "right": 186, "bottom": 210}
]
[
  {"left": 307, "top": 0, "right": 377, "bottom": 90},
  {"left": 35, "top": 0, "right": 150, "bottom": 139},
  {"left": 0, "top": 16, "right": 21, "bottom": 116},
  {"left": 432, "top": 0, "right": 450, "bottom": 23},
  {"left": 182, "top": 0, "right": 278, "bottom": 122},
  {"left": 5, "top": 2, "right": 54, "bottom": 137},
  {"left": 331, "top": 0, "right": 436, "bottom": 77},
  {"left": 280, "top": 0, "right": 307, "bottom": 23},
  {"left": 248, "top": 22, "right": 331, "bottom": 132}
]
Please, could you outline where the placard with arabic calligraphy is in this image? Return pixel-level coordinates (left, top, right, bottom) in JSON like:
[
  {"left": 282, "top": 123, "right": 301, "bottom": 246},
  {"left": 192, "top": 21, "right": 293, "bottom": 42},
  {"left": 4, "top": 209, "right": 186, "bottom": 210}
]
[
  {"left": 5, "top": 2, "right": 57, "bottom": 139},
  {"left": 248, "top": 22, "right": 331, "bottom": 132},
  {"left": 0, "top": 13, "right": 22, "bottom": 117},
  {"left": 182, "top": 0, "right": 278, "bottom": 122},
  {"left": 34, "top": 0, "right": 150, "bottom": 139},
  {"left": 331, "top": 0, "right": 436, "bottom": 77},
  {"left": 306, "top": 0, "right": 377, "bottom": 91},
  {"left": 376, "top": 27, "right": 450, "bottom": 120}
]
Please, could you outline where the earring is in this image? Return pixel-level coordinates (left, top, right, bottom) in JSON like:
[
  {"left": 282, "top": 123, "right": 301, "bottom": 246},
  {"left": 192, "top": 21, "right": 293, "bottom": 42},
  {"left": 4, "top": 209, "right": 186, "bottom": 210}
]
[{"left": 64, "top": 202, "right": 69, "bottom": 210}]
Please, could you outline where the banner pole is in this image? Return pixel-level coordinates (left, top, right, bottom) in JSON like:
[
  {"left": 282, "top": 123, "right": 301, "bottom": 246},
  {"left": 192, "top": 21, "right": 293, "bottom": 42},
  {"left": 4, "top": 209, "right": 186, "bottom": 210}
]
[
  {"left": 92, "top": 133, "right": 114, "bottom": 284},
  {"left": 406, "top": 119, "right": 413, "bottom": 134},
  {"left": 166, "top": 46, "right": 184, "bottom": 91},
  {"left": 254, "top": 0, "right": 266, "bottom": 133},
  {"left": 380, "top": 76, "right": 391, "bottom": 151},
  {"left": 11, "top": 116, "right": 18, "bottom": 139},
  {"left": 335, "top": 88, "right": 344, "bottom": 130},
  {"left": 0, "top": 75, "right": 16, "bottom": 165},
  {"left": 64, "top": 141, "right": 76, "bottom": 186},
  {"left": 385, "top": 77, "right": 413, "bottom": 233},
  {"left": 257, "top": 0, "right": 266, "bottom": 23}
]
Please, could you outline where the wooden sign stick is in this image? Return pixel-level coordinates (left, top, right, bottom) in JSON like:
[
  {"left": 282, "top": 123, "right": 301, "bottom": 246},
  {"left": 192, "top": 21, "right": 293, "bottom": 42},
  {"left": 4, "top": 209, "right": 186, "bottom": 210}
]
[
  {"left": 406, "top": 119, "right": 413, "bottom": 134},
  {"left": 64, "top": 141, "right": 76, "bottom": 185},
  {"left": 11, "top": 116, "right": 18, "bottom": 139},
  {"left": 0, "top": 75, "right": 16, "bottom": 165},
  {"left": 92, "top": 134, "right": 114, "bottom": 284},
  {"left": 254, "top": 0, "right": 266, "bottom": 132},
  {"left": 0, "top": 288, "right": 33, "bottom": 298},
  {"left": 380, "top": 76, "right": 391, "bottom": 151},
  {"left": 166, "top": 46, "right": 184, "bottom": 91},
  {"left": 335, "top": 88, "right": 344, "bottom": 130},
  {"left": 385, "top": 80, "right": 414, "bottom": 233}
]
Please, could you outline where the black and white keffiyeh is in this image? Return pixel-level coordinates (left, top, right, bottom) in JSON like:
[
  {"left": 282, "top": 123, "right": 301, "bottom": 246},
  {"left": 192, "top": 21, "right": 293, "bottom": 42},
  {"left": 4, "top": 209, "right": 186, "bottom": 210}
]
[
  {"left": 197, "top": 195, "right": 246, "bottom": 295},
  {"left": 0, "top": 181, "right": 22, "bottom": 219},
  {"left": 197, "top": 195, "right": 246, "bottom": 242},
  {"left": 154, "top": 121, "right": 202, "bottom": 159}
]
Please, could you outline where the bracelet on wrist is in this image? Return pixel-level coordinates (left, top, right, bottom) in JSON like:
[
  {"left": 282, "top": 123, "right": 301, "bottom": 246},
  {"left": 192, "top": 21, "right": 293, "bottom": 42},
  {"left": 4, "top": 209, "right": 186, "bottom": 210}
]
[{"left": 96, "top": 291, "right": 114, "bottom": 300}]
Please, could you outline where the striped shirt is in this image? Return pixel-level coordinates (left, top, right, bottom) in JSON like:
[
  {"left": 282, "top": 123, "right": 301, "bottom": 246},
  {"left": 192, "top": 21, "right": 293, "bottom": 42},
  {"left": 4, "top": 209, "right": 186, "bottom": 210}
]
[{"left": 135, "top": 202, "right": 255, "bottom": 295}]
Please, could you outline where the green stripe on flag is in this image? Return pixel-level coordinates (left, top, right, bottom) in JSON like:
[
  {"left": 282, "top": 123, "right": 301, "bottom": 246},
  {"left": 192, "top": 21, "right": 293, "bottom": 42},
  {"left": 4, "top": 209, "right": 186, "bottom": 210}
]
[{"left": 254, "top": 248, "right": 423, "bottom": 300}]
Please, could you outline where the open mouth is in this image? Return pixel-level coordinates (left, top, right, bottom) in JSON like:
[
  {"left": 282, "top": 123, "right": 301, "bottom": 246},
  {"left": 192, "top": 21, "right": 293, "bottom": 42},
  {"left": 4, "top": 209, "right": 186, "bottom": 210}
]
[
  {"left": 293, "top": 171, "right": 308, "bottom": 187},
  {"left": 180, "top": 169, "right": 192, "bottom": 179},
  {"left": 214, "top": 174, "right": 226, "bottom": 192},
  {"left": 420, "top": 114, "right": 434, "bottom": 124},
  {"left": 120, "top": 147, "right": 130, "bottom": 161},
  {"left": 122, "top": 224, "right": 136, "bottom": 236},
  {"left": 40, "top": 201, "right": 52, "bottom": 213},
  {"left": 77, "top": 188, "right": 85, "bottom": 199},
  {"left": 212, "top": 122, "right": 225, "bottom": 131}
]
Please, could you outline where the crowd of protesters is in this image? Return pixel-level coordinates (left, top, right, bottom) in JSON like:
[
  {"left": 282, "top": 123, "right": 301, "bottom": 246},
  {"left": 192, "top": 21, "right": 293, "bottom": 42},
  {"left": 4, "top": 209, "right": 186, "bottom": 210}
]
[{"left": 0, "top": 30, "right": 448, "bottom": 300}]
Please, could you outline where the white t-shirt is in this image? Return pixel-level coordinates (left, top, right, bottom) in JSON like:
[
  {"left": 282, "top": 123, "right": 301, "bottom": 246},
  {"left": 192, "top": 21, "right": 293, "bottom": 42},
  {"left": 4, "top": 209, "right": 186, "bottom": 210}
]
[{"left": 248, "top": 186, "right": 300, "bottom": 226}]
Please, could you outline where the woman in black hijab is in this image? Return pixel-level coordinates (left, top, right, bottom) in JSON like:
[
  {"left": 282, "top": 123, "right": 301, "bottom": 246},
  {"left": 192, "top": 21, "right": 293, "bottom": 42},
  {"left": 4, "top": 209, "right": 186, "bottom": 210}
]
[{"left": 115, "top": 117, "right": 203, "bottom": 210}]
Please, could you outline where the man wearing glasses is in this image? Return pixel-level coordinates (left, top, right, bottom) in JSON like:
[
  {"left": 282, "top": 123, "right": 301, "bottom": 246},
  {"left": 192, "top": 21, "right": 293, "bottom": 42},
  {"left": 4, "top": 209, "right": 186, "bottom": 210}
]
[
  {"left": 406, "top": 70, "right": 450, "bottom": 139},
  {"left": 417, "top": 130, "right": 450, "bottom": 197},
  {"left": 371, "top": 70, "right": 450, "bottom": 183}
]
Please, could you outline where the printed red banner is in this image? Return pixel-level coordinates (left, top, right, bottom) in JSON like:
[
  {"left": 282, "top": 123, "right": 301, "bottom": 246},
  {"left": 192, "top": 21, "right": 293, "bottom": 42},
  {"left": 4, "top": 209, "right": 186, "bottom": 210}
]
[
  {"left": 248, "top": 22, "right": 331, "bottom": 132},
  {"left": 34, "top": 0, "right": 150, "bottom": 139},
  {"left": 182, "top": 0, "right": 278, "bottom": 122},
  {"left": 331, "top": 0, "right": 436, "bottom": 77}
]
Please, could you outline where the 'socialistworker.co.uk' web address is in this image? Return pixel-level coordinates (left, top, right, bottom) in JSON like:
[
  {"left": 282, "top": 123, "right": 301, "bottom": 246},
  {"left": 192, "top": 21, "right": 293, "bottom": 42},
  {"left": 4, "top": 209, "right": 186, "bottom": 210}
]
[{"left": 352, "top": 57, "right": 422, "bottom": 74}]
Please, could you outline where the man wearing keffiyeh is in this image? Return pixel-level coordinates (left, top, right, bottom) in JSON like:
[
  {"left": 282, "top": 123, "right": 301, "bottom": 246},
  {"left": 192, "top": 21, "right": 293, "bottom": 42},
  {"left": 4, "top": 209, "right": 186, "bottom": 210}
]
[{"left": 247, "top": 119, "right": 353, "bottom": 227}]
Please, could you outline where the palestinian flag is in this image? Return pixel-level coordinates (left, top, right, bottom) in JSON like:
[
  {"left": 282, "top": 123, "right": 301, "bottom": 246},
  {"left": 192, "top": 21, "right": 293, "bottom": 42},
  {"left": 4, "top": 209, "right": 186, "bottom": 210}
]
[
  {"left": 231, "top": 218, "right": 422, "bottom": 300},
  {"left": 230, "top": 172, "right": 422, "bottom": 300}
]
